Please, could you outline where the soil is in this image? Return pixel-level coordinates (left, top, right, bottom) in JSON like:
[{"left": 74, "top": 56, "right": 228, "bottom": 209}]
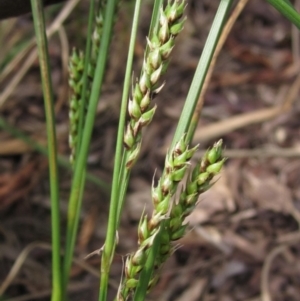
[{"left": 1, "top": 0, "right": 300, "bottom": 301}]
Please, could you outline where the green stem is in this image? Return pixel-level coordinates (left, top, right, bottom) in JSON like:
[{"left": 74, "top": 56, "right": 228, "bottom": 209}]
[
  {"left": 115, "top": 0, "right": 164, "bottom": 229},
  {"left": 76, "top": 0, "right": 95, "bottom": 156},
  {"left": 63, "top": 0, "right": 118, "bottom": 292},
  {"left": 183, "top": 0, "right": 233, "bottom": 145},
  {"left": 99, "top": 1, "right": 142, "bottom": 301},
  {"left": 115, "top": 0, "right": 140, "bottom": 227},
  {"left": 62, "top": 2, "right": 95, "bottom": 295},
  {"left": 30, "top": 1, "right": 61, "bottom": 300},
  {"left": 148, "top": 0, "right": 164, "bottom": 42},
  {"left": 266, "top": 0, "right": 300, "bottom": 29}
]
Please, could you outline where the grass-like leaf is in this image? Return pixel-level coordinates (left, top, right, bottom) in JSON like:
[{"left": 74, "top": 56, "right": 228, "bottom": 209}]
[
  {"left": 30, "top": 1, "right": 62, "bottom": 300},
  {"left": 266, "top": 0, "right": 300, "bottom": 29}
]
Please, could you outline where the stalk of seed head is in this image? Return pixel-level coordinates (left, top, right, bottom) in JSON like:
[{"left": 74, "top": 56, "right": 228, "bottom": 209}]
[
  {"left": 89, "top": 9, "right": 104, "bottom": 80},
  {"left": 117, "top": 135, "right": 196, "bottom": 301},
  {"left": 124, "top": 0, "right": 186, "bottom": 170}
]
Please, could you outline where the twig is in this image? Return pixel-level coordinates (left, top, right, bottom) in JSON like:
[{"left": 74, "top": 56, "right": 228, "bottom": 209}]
[{"left": 261, "top": 237, "right": 300, "bottom": 301}]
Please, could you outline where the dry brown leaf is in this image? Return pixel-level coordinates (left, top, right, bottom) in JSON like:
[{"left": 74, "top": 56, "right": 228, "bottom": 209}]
[{"left": 242, "top": 169, "right": 293, "bottom": 214}]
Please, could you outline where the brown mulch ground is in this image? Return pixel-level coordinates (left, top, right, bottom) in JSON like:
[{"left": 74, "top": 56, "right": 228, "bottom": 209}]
[{"left": 1, "top": 0, "right": 300, "bottom": 300}]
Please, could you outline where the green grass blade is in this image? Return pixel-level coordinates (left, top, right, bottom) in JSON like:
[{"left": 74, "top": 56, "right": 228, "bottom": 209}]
[
  {"left": 62, "top": 2, "right": 96, "bottom": 296},
  {"left": 113, "top": 0, "right": 143, "bottom": 225},
  {"left": 180, "top": 0, "right": 233, "bottom": 145},
  {"left": 99, "top": 2, "right": 143, "bottom": 301},
  {"left": 76, "top": 0, "right": 96, "bottom": 156},
  {"left": 266, "top": 0, "right": 300, "bottom": 29},
  {"left": 63, "top": 0, "right": 118, "bottom": 293},
  {"left": 30, "top": 1, "right": 62, "bottom": 300},
  {"left": 148, "top": 0, "right": 164, "bottom": 38}
]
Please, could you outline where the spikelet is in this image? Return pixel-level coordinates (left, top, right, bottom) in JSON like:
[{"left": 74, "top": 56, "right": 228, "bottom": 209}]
[
  {"left": 68, "top": 8, "right": 104, "bottom": 165},
  {"left": 155, "top": 139, "right": 225, "bottom": 268},
  {"left": 68, "top": 49, "right": 84, "bottom": 165},
  {"left": 118, "top": 139, "right": 225, "bottom": 299},
  {"left": 124, "top": 0, "right": 187, "bottom": 170},
  {"left": 118, "top": 134, "right": 196, "bottom": 301}
]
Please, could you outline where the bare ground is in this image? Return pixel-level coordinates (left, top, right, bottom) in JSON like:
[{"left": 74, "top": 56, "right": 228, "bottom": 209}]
[{"left": 1, "top": 0, "right": 300, "bottom": 300}]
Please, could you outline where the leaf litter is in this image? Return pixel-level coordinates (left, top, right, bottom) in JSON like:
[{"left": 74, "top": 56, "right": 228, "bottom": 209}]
[{"left": 1, "top": 0, "right": 300, "bottom": 300}]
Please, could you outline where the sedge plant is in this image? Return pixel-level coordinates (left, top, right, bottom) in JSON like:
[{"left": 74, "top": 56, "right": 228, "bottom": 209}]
[{"left": 2, "top": 0, "right": 299, "bottom": 301}]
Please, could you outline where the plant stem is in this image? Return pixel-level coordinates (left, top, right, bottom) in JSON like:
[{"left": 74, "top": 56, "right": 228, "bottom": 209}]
[
  {"left": 99, "top": 2, "right": 142, "bottom": 300},
  {"left": 182, "top": 0, "right": 233, "bottom": 145},
  {"left": 187, "top": 0, "right": 248, "bottom": 142},
  {"left": 63, "top": 0, "right": 118, "bottom": 293},
  {"left": 30, "top": 1, "right": 61, "bottom": 300},
  {"left": 266, "top": 0, "right": 300, "bottom": 29},
  {"left": 76, "top": 0, "right": 95, "bottom": 159}
]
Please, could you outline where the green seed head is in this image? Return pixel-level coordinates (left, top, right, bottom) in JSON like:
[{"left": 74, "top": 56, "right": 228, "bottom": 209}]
[
  {"left": 138, "top": 214, "right": 149, "bottom": 243},
  {"left": 132, "top": 247, "right": 147, "bottom": 266},
  {"left": 169, "top": 216, "right": 182, "bottom": 231},
  {"left": 206, "top": 158, "right": 225, "bottom": 175},
  {"left": 123, "top": 124, "right": 135, "bottom": 149},
  {"left": 162, "top": 176, "right": 174, "bottom": 195},
  {"left": 125, "top": 256, "right": 134, "bottom": 278},
  {"left": 134, "top": 83, "right": 143, "bottom": 102},
  {"left": 174, "top": 136, "right": 187, "bottom": 155},
  {"left": 187, "top": 180, "right": 198, "bottom": 195},
  {"left": 152, "top": 182, "right": 163, "bottom": 205},
  {"left": 159, "top": 8, "right": 170, "bottom": 43},
  {"left": 159, "top": 243, "right": 170, "bottom": 255},
  {"left": 142, "top": 228, "right": 159, "bottom": 247},
  {"left": 170, "top": 18, "right": 185, "bottom": 36},
  {"left": 149, "top": 34, "right": 160, "bottom": 49},
  {"left": 139, "top": 71, "right": 151, "bottom": 93},
  {"left": 149, "top": 48, "right": 162, "bottom": 70},
  {"left": 126, "top": 142, "right": 141, "bottom": 169},
  {"left": 156, "top": 194, "right": 171, "bottom": 214},
  {"left": 197, "top": 172, "right": 210, "bottom": 185},
  {"left": 159, "top": 38, "right": 175, "bottom": 59},
  {"left": 139, "top": 105, "right": 156, "bottom": 127},
  {"left": 149, "top": 213, "right": 165, "bottom": 230},
  {"left": 207, "top": 139, "right": 223, "bottom": 164},
  {"left": 171, "top": 165, "right": 187, "bottom": 182},
  {"left": 140, "top": 91, "right": 151, "bottom": 112},
  {"left": 128, "top": 98, "right": 142, "bottom": 120},
  {"left": 171, "top": 202, "right": 183, "bottom": 218},
  {"left": 166, "top": 0, "right": 186, "bottom": 22},
  {"left": 184, "top": 193, "right": 197, "bottom": 207},
  {"left": 125, "top": 278, "right": 139, "bottom": 289},
  {"left": 185, "top": 144, "right": 199, "bottom": 160},
  {"left": 150, "top": 64, "right": 163, "bottom": 85},
  {"left": 171, "top": 224, "right": 187, "bottom": 241},
  {"left": 173, "top": 151, "right": 188, "bottom": 168},
  {"left": 160, "top": 230, "right": 171, "bottom": 245}
]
